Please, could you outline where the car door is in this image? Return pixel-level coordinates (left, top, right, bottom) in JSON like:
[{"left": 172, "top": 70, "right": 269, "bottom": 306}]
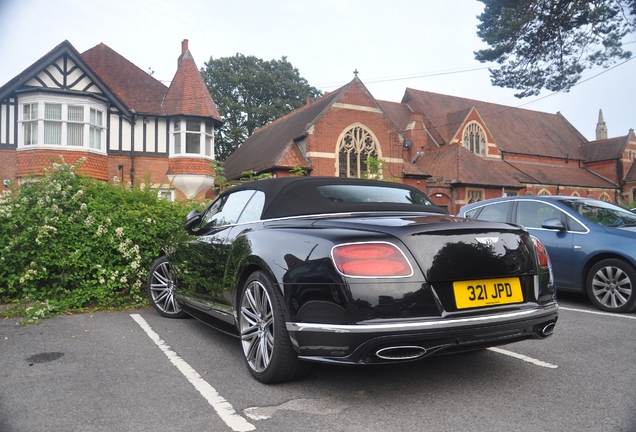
[
  {"left": 514, "top": 200, "right": 575, "bottom": 288},
  {"left": 169, "top": 189, "right": 258, "bottom": 309}
]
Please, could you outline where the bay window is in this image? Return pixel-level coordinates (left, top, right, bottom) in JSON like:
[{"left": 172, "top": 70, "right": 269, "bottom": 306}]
[
  {"left": 23, "top": 104, "right": 38, "bottom": 145},
  {"left": 19, "top": 95, "right": 106, "bottom": 152},
  {"left": 67, "top": 106, "right": 84, "bottom": 146},
  {"left": 89, "top": 108, "right": 103, "bottom": 150},
  {"left": 172, "top": 117, "right": 214, "bottom": 158},
  {"left": 44, "top": 103, "right": 62, "bottom": 144}
]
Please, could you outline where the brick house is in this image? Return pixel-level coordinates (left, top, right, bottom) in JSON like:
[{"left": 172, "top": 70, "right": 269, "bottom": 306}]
[
  {"left": 0, "top": 39, "right": 222, "bottom": 199},
  {"left": 222, "top": 77, "right": 636, "bottom": 214}
]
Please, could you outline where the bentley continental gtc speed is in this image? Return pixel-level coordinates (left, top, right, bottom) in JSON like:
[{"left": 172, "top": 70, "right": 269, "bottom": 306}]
[{"left": 147, "top": 177, "right": 558, "bottom": 383}]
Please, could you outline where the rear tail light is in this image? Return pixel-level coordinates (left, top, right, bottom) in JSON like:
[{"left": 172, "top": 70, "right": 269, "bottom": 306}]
[
  {"left": 531, "top": 236, "right": 551, "bottom": 268},
  {"left": 331, "top": 242, "right": 413, "bottom": 277}
]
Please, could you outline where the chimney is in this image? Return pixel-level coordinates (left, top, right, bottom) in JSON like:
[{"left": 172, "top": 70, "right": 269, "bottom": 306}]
[
  {"left": 306, "top": 96, "right": 310, "bottom": 106},
  {"left": 181, "top": 39, "right": 189, "bottom": 55}
]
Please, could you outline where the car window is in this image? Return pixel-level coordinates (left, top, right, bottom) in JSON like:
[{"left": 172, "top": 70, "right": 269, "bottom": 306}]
[
  {"left": 516, "top": 201, "right": 561, "bottom": 228},
  {"left": 463, "top": 208, "right": 481, "bottom": 219},
  {"left": 201, "top": 190, "right": 256, "bottom": 229},
  {"left": 236, "top": 191, "right": 265, "bottom": 224},
  {"left": 566, "top": 215, "right": 587, "bottom": 232},
  {"left": 474, "top": 202, "right": 511, "bottom": 222},
  {"left": 559, "top": 198, "right": 636, "bottom": 227},
  {"left": 316, "top": 185, "right": 433, "bottom": 205}
]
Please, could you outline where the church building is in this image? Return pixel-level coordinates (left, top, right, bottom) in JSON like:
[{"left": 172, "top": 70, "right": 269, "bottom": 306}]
[{"left": 222, "top": 76, "right": 636, "bottom": 214}]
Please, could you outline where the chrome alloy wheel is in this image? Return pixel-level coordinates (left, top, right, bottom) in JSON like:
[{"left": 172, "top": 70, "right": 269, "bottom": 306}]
[
  {"left": 591, "top": 264, "right": 633, "bottom": 310},
  {"left": 148, "top": 258, "right": 183, "bottom": 317},
  {"left": 239, "top": 280, "right": 274, "bottom": 373}
]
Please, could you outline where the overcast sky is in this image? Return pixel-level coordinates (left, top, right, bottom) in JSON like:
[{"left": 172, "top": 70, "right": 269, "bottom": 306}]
[{"left": 1, "top": 0, "right": 634, "bottom": 141}]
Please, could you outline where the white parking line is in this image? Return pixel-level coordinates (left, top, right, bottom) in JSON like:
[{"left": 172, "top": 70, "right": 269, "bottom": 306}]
[
  {"left": 130, "top": 314, "right": 255, "bottom": 432},
  {"left": 487, "top": 347, "right": 558, "bottom": 369},
  {"left": 560, "top": 306, "right": 636, "bottom": 320}
]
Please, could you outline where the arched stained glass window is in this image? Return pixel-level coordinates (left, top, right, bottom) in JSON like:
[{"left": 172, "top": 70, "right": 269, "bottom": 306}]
[
  {"left": 463, "top": 123, "right": 486, "bottom": 155},
  {"left": 599, "top": 192, "right": 611, "bottom": 202},
  {"left": 337, "top": 125, "right": 380, "bottom": 178}
]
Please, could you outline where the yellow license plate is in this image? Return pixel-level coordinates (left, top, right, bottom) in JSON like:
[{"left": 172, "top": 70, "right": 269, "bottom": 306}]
[{"left": 453, "top": 277, "right": 523, "bottom": 309}]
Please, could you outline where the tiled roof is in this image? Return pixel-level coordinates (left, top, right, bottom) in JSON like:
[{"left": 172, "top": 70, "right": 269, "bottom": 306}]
[
  {"left": 403, "top": 89, "right": 587, "bottom": 160},
  {"left": 503, "top": 160, "right": 618, "bottom": 188},
  {"left": 162, "top": 50, "right": 222, "bottom": 122},
  {"left": 402, "top": 161, "right": 430, "bottom": 177},
  {"left": 222, "top": 85, "right": 345, "bottom": 180},
  {"left": 377, "top": 100, "right": 411, "bottom": 130},
  {"left": 581, "top": 136, "right": 628, "bottom": 162},
  {"left": 274, "top": 142, "right": 312, "bottom": 170},
  {"left": 413, "top": 144, "right": 526, "bottom": 187},
  {"left": 81, "top": 43, "right": 168, "bottom": 115},
  {"left": 625, "top": 162, "right": 636, "bottom": 182}
]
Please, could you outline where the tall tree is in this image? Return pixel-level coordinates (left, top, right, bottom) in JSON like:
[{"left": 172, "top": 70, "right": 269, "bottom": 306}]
[
  {"left": 201, "top": 54, "right": 323, "bottom": 161},
  {"left": 475, "top": 0, "right": 636, "bottom": 97}
]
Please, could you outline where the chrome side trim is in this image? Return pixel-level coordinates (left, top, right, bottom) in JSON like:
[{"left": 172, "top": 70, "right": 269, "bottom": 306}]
[{"left": 286, "top": 303, "right": 558, "bottom": 334}]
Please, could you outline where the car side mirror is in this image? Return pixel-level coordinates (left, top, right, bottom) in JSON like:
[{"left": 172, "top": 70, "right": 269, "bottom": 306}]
[
  {"left": 541, "top": 218, "right": 565, "bottom": 231},
  {"left": 184, "top": 209, "right": 202, "bottom": 233}
]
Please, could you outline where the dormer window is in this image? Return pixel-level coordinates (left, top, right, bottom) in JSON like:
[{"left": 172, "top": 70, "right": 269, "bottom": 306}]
[
  {"left": 172, "top": 117, "right": 214, "bottom": 158},
  {"left": 463, "top": 122, "right": 486, "bottom": 155}
]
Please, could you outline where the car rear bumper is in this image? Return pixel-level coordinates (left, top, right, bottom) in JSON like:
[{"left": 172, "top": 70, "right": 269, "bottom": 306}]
[{"left": 286, "top": 302, "right": 558, "bottom": 364}]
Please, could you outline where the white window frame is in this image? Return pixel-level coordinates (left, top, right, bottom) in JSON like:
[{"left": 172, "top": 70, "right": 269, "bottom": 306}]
[
  {"left": 18, "top": 94, "right": 106, "bottom": 153},
  {"left": 171, "top": 117, "right": 214, "bottom": 158}
]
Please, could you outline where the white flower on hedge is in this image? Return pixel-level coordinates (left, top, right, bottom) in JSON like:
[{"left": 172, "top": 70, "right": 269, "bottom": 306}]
[{"left": 115, "top": 227, "right": 124, "bottom": 237}]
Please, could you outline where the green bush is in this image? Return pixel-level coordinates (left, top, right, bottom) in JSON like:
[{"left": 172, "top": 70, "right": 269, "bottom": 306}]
[{"left": 0, "top": 157, "right": 200, "bottom": 318}]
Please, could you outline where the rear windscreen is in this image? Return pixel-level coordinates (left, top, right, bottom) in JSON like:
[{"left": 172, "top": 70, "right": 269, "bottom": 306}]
[{"left": 317, "top": 185, "right": 434, "bottom": 206}]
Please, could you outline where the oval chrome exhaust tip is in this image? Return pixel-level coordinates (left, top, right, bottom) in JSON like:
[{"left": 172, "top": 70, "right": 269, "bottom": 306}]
[
  {"left": 375, "top": 346, "right": 427, "bottom": 361},
  {"left": 541, "top": 322, "right": 556, "bottom": 336}
]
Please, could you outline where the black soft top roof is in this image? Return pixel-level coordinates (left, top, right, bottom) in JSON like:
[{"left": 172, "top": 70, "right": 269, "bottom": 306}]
[{"left": 224, "top": 177, "right": 447, "bottom": 219}]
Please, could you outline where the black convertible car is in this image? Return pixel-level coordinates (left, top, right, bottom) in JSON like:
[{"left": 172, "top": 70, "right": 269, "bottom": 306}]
[{"left": 148, "top": 177, "right": 558, "bottom": 383}]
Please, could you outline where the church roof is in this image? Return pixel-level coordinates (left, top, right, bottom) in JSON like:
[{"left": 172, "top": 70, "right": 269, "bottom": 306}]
[
  {"left": 413, "top": 144, "right": 526, "bottom": 188},
  {"left": 402, "top": 89, "right": 588, "bottom": 160},
  {"left": 222, "top": 84, "right": 344, "bottom": 180},
  {"left": 581, "top": 135, "right": 629, "bottom": 162}
]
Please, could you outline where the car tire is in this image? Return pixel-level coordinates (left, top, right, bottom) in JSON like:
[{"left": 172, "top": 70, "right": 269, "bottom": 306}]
[
  {"left": 239, "top": 271, "right": 311, "bottom": 384},
  {"left": 586, "top": 258, "right": 636, "bottom": 313},
  {"left": 147, "top": 256, "right": 187, "bottom": 318}
]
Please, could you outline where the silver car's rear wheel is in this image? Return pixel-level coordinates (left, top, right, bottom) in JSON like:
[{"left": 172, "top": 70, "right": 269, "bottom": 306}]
[
  {"left": 147, "top": 256, "right": 187, "bottom": 318},
  {"left": 239, "top": 271, "right": 311, "bottom": 383},
  {"left": 586, "top": 259, "right": 636, "bottom": 313}
]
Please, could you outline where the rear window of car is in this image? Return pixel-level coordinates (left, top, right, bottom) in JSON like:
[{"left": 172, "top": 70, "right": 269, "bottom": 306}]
[
  {"left": 317, "top": 185, "right": 433, "bottom": 206},
  {"left": 473, "top": 202, "right": 511, "bottom": 222}
]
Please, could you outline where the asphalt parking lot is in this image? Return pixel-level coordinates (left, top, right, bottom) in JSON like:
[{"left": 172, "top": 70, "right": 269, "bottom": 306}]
[{"left": 1, "top": 292, "right": 635, "bottom": 432}]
